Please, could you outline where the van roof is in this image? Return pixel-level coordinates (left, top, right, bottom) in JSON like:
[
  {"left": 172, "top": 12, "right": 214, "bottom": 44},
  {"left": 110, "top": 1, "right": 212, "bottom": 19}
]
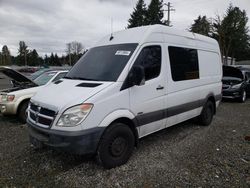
[{"left": 95, "top": 24, "right": 219, "bottom": 51}]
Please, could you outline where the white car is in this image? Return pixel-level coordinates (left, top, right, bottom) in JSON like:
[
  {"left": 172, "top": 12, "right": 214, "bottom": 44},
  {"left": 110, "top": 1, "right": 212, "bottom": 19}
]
[
  {"left": 0, "top": 67, "right": 68, "bottom": 122},
  {"left": 28, "top": 25, "right": 222, "bottom": 168}
]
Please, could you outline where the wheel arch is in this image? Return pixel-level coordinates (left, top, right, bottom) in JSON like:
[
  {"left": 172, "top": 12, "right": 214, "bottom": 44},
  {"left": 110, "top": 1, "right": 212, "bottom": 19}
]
[
  {"left": 98, "top": 110, "right": 139, "bottom": 146},
  {"left": 204, "top": 93, "right": 216, "bottom": 114}
]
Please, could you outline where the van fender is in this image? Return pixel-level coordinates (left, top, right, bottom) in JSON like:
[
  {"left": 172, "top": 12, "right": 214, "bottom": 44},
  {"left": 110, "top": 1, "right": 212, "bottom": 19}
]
[
  {"left": 98, "top": 109, "right": 136, "bottom": 128},
  {"left": 202, "top": 93, "right": 220, "bottom": 114}
]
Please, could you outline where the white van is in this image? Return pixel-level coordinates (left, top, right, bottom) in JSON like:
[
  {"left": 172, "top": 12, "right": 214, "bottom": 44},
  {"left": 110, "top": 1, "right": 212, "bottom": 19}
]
[{"left": 27, "top": 25, "right": 222, "bottom": 169}]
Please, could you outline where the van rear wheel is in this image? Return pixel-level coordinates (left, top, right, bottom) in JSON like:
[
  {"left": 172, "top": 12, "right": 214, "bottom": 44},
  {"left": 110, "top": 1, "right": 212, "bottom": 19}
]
[
  {"left": 97, "top": 123, "right": 135, "bottom": 169},
  {"left": 198, "top": 100, "right": 214, "bottom": 126}
]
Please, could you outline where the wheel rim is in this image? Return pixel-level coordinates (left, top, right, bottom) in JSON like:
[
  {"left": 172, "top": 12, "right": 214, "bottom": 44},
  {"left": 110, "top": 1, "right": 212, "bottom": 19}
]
[
  {"left": 109, "top": 137, "right": 128, "bottom": 157},
  {"left": 242, "top": 91, "right": 246, "bottom": 102}
]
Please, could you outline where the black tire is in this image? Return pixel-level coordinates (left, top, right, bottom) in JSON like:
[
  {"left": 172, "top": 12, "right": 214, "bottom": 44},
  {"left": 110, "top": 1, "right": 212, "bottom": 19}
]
[
  {"left": 97, "top": 123, "right": 135, "bottom": 169},
  {"left": 18, "top": 101, "right": 29, "bottom": 123},
  {"left": 198, "top": 100, "right": 214, "bottom": 126},
  {"left": 238, "top": 90, "right": 247, "bottom": 103}
]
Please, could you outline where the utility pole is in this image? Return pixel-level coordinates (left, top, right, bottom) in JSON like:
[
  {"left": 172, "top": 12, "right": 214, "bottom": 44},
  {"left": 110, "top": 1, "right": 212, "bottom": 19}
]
[{"left": 164, "top": 2, "right": 175, "bottom": 26}]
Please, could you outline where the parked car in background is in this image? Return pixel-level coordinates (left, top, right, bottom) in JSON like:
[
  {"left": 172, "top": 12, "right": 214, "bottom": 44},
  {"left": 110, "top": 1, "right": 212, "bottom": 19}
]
[
  {"left": 222, "top": 65, "right": 250, "bottom": 102},
  {"left": 0, "top": 67, "right": 68, "bottom": 122},
  {"left": 18, "top": 67, "right": 38, "bottom": 74}
]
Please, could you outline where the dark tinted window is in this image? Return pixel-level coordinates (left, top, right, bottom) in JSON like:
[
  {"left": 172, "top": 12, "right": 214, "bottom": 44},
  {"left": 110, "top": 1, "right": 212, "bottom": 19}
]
[
  {"left": 66, "top": 44, "right": 138, "bottom": 82},
  {"left": 169, "top": 46, "right": 199, "bottom": 81},
  {"left": 134, "top": 46, "right": 161, "bottom": 81}
]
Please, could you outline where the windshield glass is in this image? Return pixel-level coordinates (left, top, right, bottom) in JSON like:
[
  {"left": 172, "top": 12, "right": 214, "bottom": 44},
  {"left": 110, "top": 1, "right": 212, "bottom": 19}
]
[
  {"left": 30, "top": 69, "right": 49, "bottom": 80},
  {"left": 65, "top": 43, "right": 138, "bottom": 81},
  {"left": 34, "top": 72, "right": 56, "bottom": 86}
]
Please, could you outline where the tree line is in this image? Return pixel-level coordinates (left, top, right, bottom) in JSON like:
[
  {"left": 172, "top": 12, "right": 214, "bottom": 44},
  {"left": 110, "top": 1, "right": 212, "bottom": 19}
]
[
  {"left": 1, "top": 0, "right": 249, "bottom": 66},
  {"left": 0, "top": 41, "right": 86, "bottom": 67},
  {"left": 189, "top": 4, "right": 250, "bottom": 63},
  {"left": 128, "top": 1, "right": 250, "bottom": 63}
]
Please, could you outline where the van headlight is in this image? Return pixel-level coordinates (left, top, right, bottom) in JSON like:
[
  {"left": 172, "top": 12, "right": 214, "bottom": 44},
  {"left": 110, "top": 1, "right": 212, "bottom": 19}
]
[
  {"left": 57, "top": 103, "right": 93, "bottom": 127},
  {"left": 231, "top": 83, "right": 242, "bottom": 89}
]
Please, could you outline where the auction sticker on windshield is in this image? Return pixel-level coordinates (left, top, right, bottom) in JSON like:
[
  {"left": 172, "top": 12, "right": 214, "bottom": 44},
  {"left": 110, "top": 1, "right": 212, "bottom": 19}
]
[{"left": 115, "top": 51, "right": 131, "bottom": 56}]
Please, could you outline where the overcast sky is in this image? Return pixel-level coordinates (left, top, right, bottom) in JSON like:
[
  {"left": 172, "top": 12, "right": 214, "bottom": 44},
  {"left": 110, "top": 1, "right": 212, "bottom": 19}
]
[{"left": 0, "top": 0, "right": 249, "bottom": 56}]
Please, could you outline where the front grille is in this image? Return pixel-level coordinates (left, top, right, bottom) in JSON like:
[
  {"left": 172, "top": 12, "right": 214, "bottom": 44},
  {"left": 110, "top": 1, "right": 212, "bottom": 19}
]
[
  {"left": 40, "top": 108, "right": 56, "bottom": 117},
  {"left": 28, "top": 102, "right": 57, "bottom": 128},
  {"left": 30, "top": 103, "right": 38, "bottom": 111},
  {"left": 38, "top": 116, "right": 52, "bottom": 126}
]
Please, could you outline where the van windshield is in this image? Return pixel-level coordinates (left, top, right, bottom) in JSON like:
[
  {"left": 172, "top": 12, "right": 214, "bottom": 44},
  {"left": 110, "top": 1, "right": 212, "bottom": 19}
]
[{"left": 65, "top": 43, "right": 138, "bottom": 82}]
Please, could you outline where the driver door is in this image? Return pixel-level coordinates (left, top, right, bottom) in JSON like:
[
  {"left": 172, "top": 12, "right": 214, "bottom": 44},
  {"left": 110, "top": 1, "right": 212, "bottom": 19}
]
[{"left": 129, "top": 44, "right": 166, "bottom": 137}]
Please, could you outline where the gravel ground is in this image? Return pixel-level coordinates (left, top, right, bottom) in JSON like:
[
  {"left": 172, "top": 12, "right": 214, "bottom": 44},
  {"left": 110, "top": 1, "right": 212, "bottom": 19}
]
[{"left": 0, "top": 100, "right": 249, "bottom": 187}]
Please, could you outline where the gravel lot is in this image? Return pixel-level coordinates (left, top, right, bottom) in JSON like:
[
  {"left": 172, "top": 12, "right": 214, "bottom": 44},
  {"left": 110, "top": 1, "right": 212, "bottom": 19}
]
[{"left": 0, "top": 100, "right": 249, "bottom": 187}]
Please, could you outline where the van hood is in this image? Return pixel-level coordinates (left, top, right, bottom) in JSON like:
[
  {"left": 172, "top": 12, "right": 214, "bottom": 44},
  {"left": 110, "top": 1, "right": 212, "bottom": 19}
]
[
  {"left": 31, "top": 79, "right": 113, "bottom": 112},
  {"left": 0, "top": 66, "right": 37, "bottom": 86}
]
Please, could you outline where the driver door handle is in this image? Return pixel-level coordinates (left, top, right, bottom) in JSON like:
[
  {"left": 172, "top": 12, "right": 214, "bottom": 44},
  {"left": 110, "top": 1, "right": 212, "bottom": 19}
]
[{"left": 156, "top": 85, "right": 164, "bottom": 90}]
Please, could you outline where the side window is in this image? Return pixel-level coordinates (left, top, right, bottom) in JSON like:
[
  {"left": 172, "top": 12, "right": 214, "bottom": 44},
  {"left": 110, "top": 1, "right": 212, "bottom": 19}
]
[
  {"left": 168, "top": 46, "right": 199, "bottom": 81},
  {"left": 52, "top": 72, "right": 67, "bottom": 82},
  {"left": 134, "top": 46, "right": 161, "bottom": 81}
]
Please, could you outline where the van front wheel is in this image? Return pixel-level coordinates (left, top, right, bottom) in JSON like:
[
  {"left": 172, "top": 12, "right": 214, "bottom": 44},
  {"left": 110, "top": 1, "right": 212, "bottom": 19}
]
[
  {"left": 97, "top": 123, "right": 135, "bottom": 169},
  {"left": 198, "top": 100, "right": 214, "bottom": 126}
]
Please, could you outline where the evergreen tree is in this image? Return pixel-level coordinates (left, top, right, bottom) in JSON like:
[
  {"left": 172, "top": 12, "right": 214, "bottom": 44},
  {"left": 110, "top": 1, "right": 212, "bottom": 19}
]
[
  {"left": 44, "top": 54, "right": 49, "bottom": 66},
  {"left": 212, "top": 4, "right": 249, "bottom": 63},
  {"left": 28, "top": 49, "right": 39, "bottom": 66},
  {"left": 190, "top": 15, "right": 211, "bottom": 36},
  {"left": 1, "top": 45, "right": 11, "bottom": 65},
  {"left": 50, "top": 53, "right": 55, "bottom": 65},
  {"left": 127, "top": 0, "right": 147, "bottom": 28},
  {"left": 54, "top": 53, "right": 61, "bottom": 66},
  {"left": 18, "top": 41, "right": 29, "bottom": 66},
  {"left": 145, "top": 0, "right": 165, "bottom": 25}
]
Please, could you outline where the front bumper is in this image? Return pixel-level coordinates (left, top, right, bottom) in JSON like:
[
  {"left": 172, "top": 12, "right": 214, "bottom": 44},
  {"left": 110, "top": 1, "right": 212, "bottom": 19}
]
[
  {"left": 27, "top": 119, "right": 105, "bottom": 155},
  {"left": 222, "top": 89, "right": 241, "bottom": 99},
  {"left": 0, "top": 102, "right": 16, "bottom": 115}
]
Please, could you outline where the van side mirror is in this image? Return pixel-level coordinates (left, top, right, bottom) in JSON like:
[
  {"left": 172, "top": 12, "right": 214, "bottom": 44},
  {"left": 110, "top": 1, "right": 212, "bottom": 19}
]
[
  {"left": 120, "top": 66, "right": 145, "bottom": 91},
  {"left": 129, "top": 66, "right": 145, "bottom": 86}
]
